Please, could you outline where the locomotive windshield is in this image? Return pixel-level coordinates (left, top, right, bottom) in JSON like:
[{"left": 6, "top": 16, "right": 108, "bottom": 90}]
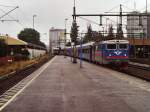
[
  {"left": 107, "top": 44, "right": 116, "bottom": 50},
  {"left": 119, "top": 44, "right": 128, "bottom": 49}
]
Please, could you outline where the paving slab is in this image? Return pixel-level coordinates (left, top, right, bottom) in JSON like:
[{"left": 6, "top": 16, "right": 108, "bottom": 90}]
[{"left": 1, "top": 56, "right": 150, "bottom": 112}]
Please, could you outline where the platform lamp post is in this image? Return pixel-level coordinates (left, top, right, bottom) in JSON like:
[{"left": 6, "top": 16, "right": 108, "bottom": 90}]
[
  {"left": 33, "top": 14, "right": 37, "bottom": 29},
  {"left": 146, "top": 0, "right": 148, "bottom": 13}
]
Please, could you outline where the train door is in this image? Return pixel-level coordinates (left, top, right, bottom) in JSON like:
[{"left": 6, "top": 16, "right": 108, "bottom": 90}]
[
  {"left": 101, "top": 44, "right": 106, "bottom": 64},
  {"left": 95, "top": 45, "right": 99, "bottom": 63}
]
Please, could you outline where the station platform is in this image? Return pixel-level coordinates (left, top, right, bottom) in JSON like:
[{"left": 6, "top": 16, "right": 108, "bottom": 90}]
[{"left": 1, "top": 56, "right": 150, "bottom": 112}]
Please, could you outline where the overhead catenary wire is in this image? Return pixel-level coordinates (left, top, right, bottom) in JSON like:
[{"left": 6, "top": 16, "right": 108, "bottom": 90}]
[
  {"left": 78, "top": 16, "right": 100, "bottom": 26},
  {"left": 0, "top": 8, "right": 17, "bottom": 20},
  {"left": 76, "top": 15, "right": 128, "bottom": 34},
  {"left": 0, "top": 7, "right": 25, "bottom": 28},
  {"left": 0, "top": 4, "right": 16, "bottom": 8},
  {"left": 105, "top": 0, "right": 131, "bottom": 13},
  {"left": 0, "top": 6, "right": 18, "bottom": 20},
  {"left": 122, "top": 4, "right": 135, "bottom": 12}
]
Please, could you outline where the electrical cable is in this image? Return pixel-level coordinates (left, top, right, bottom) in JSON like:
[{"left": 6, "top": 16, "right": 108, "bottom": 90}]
[
  {"left": 0, "top": 4, "right": 16, "bottom": 8},
  {"left": 78, "top": 16, "right": 100, "bottom": 26},
  {"left": 0, "top": 7, "right": 25, "bottom": 28}
]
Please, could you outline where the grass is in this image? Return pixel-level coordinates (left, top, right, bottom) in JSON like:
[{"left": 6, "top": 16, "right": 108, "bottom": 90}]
[{"left": 0, "top": 55, "right": 50, "bottom": 77}]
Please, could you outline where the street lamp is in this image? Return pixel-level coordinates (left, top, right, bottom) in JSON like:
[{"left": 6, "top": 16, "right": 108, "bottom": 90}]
[{"left": 33, "top": 14, "right": 37, "bottom": 29}]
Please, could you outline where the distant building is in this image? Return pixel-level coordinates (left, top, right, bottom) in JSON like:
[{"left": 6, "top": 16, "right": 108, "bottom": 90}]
[
  {"left": 49, "top": 28, "right": 65, "bottom": 53},
  {"left": 127, "top": 11, "right": 150, "bottom": 39}
]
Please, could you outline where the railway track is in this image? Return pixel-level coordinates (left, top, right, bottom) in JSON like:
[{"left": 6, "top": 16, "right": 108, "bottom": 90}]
[
  {"left": 128, "top": 64, "right": 150, "bottom": 71},
  {"left": 76, "top": 57, "right": 150, "bottom": 81},
  {"left": 123, "top": 63, "right": 150, "bottom": 81},
  {"left": 80, "top": 58, "right": 150, "bottom": 81},
  {"left": 0, "top": 56, "right": 52, "bottom": 96}
]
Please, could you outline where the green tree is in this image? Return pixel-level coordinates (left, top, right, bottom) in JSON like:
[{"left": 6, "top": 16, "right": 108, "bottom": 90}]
[
  {"left": 93, "top": 31, "right": 103, "bottom": 42},
  {"left": 70, "top": 20, "right": 78, "bottom": 63},
  {"left": 18, "top": 28, "right": 46, "bottom": 48},
  {"left": 107, "top": 25, "right": 114, "bottom": 40},
  {"left": 83, "top": 25, "right": 93, "bottom": 43},
  {"left": 116, "top": 24, "right": 123, "bottom": 39},
  {"left": 70, "top": 20, "right": 78, "bottom": 44},
  {"left": 38, "top": 41, "right": 46, "bottom": 48},
  {"left": 0, "top": 39, "right": 7, "bottom": 57}
]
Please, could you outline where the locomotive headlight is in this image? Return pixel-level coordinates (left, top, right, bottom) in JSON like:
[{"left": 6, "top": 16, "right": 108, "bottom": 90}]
[
  {"left": 124, "top": 54, "right": 127, "bottom": 56},
  {"left": 109, "top": 54, "right": 112, "bottom": 56}
]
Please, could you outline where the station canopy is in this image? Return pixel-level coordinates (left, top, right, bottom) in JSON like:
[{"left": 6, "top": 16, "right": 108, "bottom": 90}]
[{"left": 0, "top": 36, "right": 27, "bottom": 46}]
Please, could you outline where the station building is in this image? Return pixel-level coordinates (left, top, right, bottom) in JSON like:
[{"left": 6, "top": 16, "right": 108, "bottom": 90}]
[
  {"left": 126, "top": 38, "right": 150, "bottom": 58},
  {"left": 0, "top": 36, "right": 46, "bottom": 65},
  {"left": 127, "top": 11, "right": 150, "bottom": 39},
  {"left": 49, "top": 27, "right": 65, "bottom": 54}
]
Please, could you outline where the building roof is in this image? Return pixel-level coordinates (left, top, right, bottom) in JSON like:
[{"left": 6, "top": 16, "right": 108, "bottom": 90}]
[
  {"left": 50, "top": 28, "right": 65, "bottom": 32},
  {"left": 127, "top": 38, "right": 150, "bottom": 45},
  {"left": 0, "top": 36, "right": 27, "bottom": 45}
]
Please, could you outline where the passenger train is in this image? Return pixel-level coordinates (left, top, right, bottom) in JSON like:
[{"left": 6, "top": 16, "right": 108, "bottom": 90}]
[{"left": 65, "top": 40, "right": 129, "bottom": 69}]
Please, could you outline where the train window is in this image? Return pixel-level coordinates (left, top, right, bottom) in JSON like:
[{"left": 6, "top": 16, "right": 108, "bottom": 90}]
[
  {"left": 119, "top": 44, "right": 128, "bottom": 49},
  {"left": 96, "top": 46, "right": 99, "bottom": 51},
  {"left": 107, "top": 44, "right": 116, "bottom": 50}
]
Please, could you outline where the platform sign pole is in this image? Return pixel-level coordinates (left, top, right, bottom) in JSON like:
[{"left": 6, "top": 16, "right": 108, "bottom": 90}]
[
  {"left": 71, "top": 42, "right": 74, "bottom": 62},
  {"left": 80, "top": 34, "right": 83, "bottom": 68}
]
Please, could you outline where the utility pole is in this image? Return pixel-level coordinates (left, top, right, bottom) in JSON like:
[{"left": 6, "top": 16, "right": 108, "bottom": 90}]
[
  {"left": 73, "top": 0, "right": 76, "bottom": 20},
  {"left": 118, "top": 4, "right": 123, "bottom": 39},
  {"left": 72, "top": 0, "right": 77, "bottom": 63},
  {"left": 119, "top": 4, "right": 122, "bottom": 28},
  {"left": 105, "top": 18, "right": 109, "bottom": 35}
]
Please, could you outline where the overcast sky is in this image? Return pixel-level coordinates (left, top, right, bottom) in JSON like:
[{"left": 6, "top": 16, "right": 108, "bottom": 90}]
[{"left": 0, "top": 0, "right": 149, "bottom": 45}]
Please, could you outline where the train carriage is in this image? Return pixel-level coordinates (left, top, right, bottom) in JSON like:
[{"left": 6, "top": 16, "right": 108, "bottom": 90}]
[{"left": 78, "top": 42, "right": 94, "bottom": 61}]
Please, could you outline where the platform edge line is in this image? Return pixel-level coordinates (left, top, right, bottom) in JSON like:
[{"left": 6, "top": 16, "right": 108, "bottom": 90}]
[{"left": 0, "top": 56, "right": 56, "bottom": 111}]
